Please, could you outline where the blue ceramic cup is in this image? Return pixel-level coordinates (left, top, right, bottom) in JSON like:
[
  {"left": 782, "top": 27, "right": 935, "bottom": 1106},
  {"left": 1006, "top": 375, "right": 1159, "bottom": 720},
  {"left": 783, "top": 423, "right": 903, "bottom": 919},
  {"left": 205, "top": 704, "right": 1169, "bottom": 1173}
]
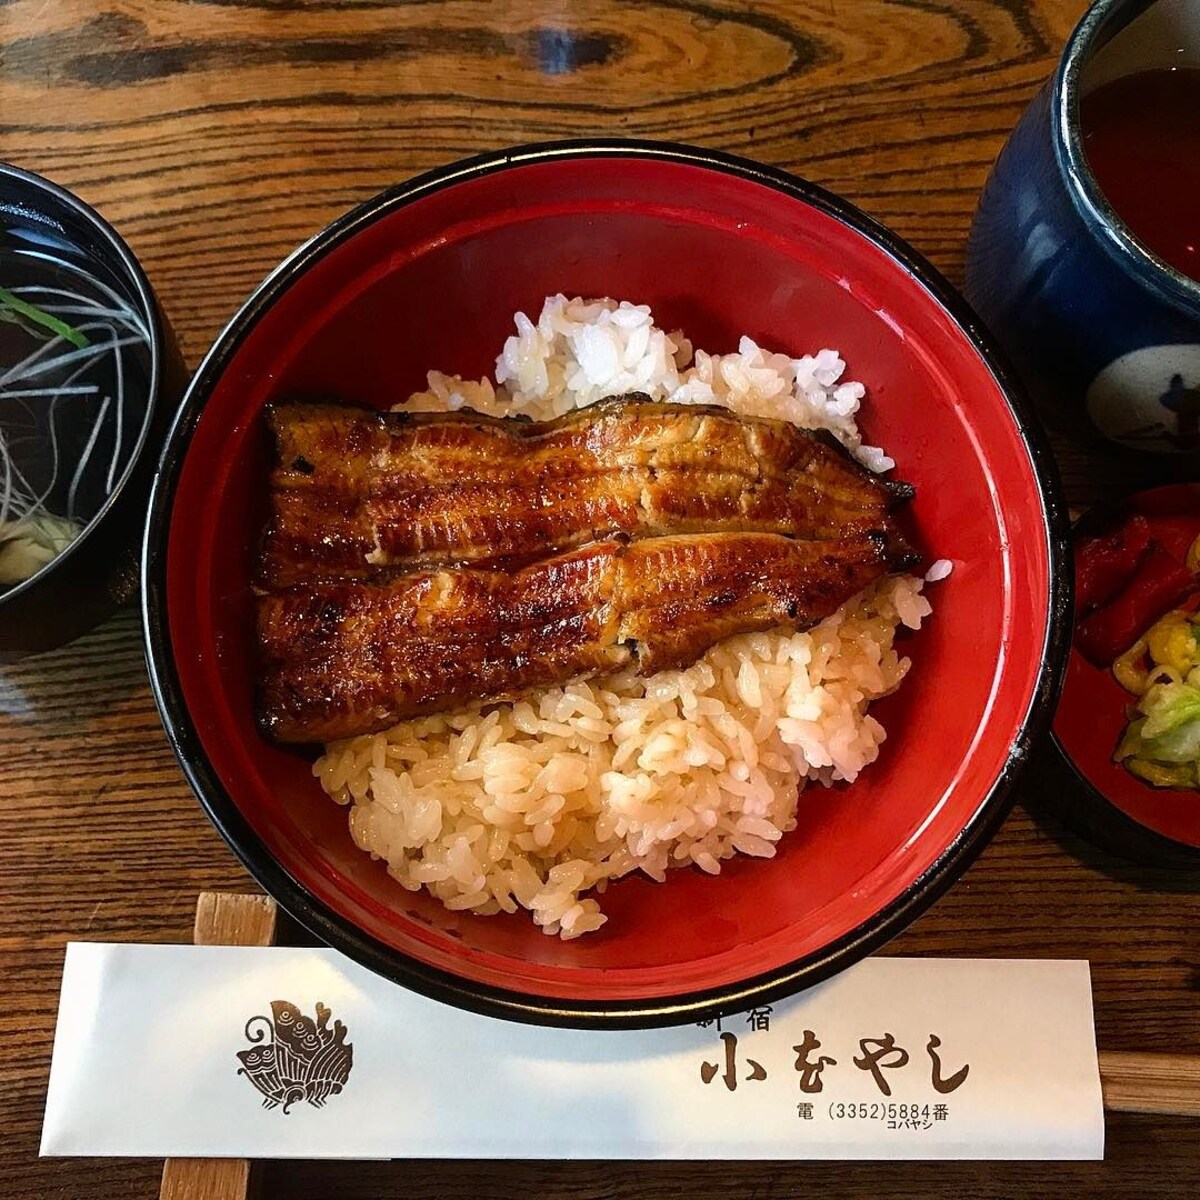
[{"left": 966, "top": 0, "right": 1200, "bottom": 462}]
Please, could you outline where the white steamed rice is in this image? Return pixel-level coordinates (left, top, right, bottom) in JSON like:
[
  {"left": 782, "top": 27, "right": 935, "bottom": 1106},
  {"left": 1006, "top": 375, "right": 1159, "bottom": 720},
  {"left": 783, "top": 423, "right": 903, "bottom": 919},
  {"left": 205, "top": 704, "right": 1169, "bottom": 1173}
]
[{"left": 314, "top": 296, "right": 944, "bottom": 939}]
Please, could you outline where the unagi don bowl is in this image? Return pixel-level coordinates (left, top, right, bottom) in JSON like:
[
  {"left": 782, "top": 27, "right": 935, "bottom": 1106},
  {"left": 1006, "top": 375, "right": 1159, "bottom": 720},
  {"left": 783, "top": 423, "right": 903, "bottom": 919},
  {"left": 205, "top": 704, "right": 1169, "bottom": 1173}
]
[{"left": 142, "top": 142, "right": 1070, "bottom": 1026}]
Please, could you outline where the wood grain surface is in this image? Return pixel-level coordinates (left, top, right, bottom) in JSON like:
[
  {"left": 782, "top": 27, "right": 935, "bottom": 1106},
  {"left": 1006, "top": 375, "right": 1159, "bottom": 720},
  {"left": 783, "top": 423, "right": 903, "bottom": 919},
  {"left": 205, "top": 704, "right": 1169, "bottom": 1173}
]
[{"left": 3, "top": 1, "right": 1198, "bottom": 1197}]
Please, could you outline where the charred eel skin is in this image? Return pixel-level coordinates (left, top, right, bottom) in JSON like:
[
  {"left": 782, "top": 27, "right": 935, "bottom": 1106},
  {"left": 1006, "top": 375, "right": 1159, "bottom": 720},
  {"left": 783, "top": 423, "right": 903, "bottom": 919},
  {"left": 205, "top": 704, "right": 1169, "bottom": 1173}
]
[
  {"left": 257, "top": 531, "right": 914, "bottom": 744},
  {"left": 261, "top": 396, "right": 913, "bottom": 586}
]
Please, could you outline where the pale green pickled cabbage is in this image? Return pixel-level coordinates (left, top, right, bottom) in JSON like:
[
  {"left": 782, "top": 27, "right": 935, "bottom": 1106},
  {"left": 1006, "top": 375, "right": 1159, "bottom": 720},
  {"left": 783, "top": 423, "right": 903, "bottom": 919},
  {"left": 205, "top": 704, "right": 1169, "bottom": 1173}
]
[{"left": 1116, "top": 680, "right": 1200, "bottom": 789}]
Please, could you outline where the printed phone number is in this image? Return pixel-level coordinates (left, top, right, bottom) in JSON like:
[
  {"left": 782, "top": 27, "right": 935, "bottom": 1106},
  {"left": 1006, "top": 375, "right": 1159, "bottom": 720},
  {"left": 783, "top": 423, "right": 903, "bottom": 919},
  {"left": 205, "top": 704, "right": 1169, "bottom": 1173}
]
[{"left": 827, "top": 1102, "right": 940, "bottom": 1122}]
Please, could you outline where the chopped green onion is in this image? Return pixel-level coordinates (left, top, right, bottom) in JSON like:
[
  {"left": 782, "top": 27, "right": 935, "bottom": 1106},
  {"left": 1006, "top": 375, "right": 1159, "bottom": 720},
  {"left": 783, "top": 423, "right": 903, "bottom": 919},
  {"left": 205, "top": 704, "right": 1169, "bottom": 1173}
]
[{"left": 0, "top": 286, "right": 90, "bottom": 348}]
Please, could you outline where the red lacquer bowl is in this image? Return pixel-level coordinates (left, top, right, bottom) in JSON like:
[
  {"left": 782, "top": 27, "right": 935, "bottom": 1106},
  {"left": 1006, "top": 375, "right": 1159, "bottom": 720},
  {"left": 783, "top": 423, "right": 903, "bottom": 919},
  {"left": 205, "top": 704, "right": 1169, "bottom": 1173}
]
[
  {"left": 142, "top": 142, "right": 1070, "bottom": 1026},
  {"left": 1053, "top": 485, "right": 1200, "bottom": 864}
]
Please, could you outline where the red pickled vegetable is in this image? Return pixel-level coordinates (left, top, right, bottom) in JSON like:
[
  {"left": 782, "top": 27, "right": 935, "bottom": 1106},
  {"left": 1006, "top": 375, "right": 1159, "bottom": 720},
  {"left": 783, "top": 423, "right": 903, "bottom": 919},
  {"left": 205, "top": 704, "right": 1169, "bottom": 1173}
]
[
  {"left": 1076, "top": 541, "right": 1195, "bottom": 667},
  {"left": 1075, "top": 514, "right": 1153, "bottom": 614}
]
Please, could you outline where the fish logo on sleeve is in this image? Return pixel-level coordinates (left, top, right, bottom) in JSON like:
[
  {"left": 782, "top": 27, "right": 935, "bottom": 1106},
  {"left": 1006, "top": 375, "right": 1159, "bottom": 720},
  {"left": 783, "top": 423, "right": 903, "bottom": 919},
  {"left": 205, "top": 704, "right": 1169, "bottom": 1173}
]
[{"left": 236, "top": 1000, "right": 354, "bottom": 1113}]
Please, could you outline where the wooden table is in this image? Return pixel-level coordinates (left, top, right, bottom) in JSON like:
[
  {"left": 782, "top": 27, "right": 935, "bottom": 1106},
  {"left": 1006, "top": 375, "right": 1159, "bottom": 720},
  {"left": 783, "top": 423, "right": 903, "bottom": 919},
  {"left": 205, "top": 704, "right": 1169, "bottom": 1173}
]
[{"left": 3, "top": 1, "right": 1198, "bottom": 1196}]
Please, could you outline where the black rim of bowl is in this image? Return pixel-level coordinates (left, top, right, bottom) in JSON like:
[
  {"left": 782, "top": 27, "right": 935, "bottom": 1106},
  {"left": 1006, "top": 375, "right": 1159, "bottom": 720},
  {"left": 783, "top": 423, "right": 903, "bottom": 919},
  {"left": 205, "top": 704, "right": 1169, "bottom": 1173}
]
[
  {"left": 142, "top": 139, "right": 1073, "bottom": 1028},
  {"left": 1050, "top": 489, "right": 1200, "bottom": 868},
  {"left": 0, "top": 160, "right": 165, "bottom": 602}
]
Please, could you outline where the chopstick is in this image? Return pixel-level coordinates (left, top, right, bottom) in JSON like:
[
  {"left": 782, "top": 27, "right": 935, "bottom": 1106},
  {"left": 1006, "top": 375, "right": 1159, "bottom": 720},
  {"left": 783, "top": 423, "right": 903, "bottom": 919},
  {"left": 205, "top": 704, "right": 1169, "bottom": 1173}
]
[
  {"left": 153, "top": 890, "right": 1200, "bottom": 1200},
  {"left": 1099, "top": 1051, "right": 1200, "bottom": 1116},
  {"left": 158, "top": 893, "right": 277, "bottom": 1200}
]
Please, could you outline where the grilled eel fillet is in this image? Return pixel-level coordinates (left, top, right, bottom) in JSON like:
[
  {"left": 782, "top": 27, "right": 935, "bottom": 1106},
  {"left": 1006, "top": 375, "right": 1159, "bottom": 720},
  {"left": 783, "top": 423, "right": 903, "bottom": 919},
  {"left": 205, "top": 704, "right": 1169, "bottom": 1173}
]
[
  {"left": 261, "top": 397, "right": 912, "bottom": 586},
  {"left": 257, "top": 531, "right": 915, "bottom": 744}
]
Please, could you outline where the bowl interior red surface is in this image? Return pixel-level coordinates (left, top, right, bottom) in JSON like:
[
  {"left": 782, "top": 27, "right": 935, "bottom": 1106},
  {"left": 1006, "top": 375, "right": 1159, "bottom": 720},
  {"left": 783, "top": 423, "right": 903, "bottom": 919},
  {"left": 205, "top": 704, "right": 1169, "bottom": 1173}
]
[
  {"left": 1054, "top": 485, "right": 1200, "bottom": 850},
  {"left": 163, "top": 154, "right": 1054, "bottom": 1005}
]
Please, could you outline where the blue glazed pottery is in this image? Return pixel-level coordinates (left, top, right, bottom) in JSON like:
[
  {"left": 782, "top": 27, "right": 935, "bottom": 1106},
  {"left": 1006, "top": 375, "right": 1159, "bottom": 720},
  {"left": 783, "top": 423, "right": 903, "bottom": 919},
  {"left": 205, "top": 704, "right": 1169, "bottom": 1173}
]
[{"left": 966, "top": 0, "right": 1200, "bottom": 461}]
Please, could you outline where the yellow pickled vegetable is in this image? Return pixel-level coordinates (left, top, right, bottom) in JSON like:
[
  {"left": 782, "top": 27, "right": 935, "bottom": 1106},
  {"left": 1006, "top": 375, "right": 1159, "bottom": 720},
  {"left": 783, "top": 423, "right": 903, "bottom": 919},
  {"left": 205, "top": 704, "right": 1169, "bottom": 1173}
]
[
  {"left": 1113, "top": 608, "right": 1200, "bottom": 790},
  {"left": 1123, "top": 754, "right": 1199, "bottom": 790},
  {"left": 1187, "top": 534, "right": 1200, "bottom": 575},
  {"left": 1113, "top": 635, "right": 1151, "bottom": 695},
  {"left": 1146, "top": 610, "right": 1197, "bottom": 677}
]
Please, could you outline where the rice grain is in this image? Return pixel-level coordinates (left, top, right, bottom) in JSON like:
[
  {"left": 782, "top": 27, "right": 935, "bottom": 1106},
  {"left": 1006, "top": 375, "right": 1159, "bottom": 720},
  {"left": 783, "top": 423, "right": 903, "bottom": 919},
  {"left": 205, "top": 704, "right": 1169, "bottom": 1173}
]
[{"left": 315, "top": 296, "right": 938, "bottom": 937}]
